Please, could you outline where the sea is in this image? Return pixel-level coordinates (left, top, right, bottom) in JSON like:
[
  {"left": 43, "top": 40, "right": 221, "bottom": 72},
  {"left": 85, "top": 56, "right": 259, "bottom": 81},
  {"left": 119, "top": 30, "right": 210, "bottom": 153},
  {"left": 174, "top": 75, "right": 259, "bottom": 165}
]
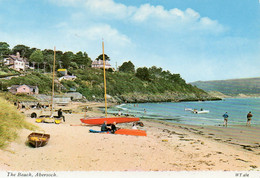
[{"left": 107, "top": 98, "right": 260, "bottom": 126}]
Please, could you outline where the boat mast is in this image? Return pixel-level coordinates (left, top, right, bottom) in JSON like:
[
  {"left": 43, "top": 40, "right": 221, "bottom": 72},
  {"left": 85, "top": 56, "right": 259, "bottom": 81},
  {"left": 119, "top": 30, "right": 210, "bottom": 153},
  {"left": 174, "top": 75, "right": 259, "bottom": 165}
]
[
  {"left": 51, "top": 46, "right": 56, "bottom": 116},
  {"left": 102, "top": 40, "right": 108, "bottom": 117}
]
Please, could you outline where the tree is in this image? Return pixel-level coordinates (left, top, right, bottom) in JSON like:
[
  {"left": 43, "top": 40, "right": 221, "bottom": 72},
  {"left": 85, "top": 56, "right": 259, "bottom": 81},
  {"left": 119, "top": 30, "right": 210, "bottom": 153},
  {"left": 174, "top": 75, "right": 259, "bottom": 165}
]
[
  {"left": 0, "top": 42, "right": 11, "bottom": 56},
  {"left": 29, "top": 50, "right": 44, "bottom": 63},
  {"left": 136, "top": 67, "right": 150, "bottom": 81},
  {"left": 119, "top": 61, "right": 135, "bottom": 73},
  {"left": 149, "top": 66, "right": 163, "bottom": 77},
  {"left": 169, "top": 73, "right": 186, "bottom": 84},
  {"left": 95, "top": 54, "right": 110, "bottom": 61},
  {"left": 83, "top": 52, "right": 92, "bottom": 67},
  {"left": 61, "top": 51, "right": 74, "bottom": 68},
  {"left": 73, "top": 51, "right": 92, "bottom": 67},
  {"left": 44, "top": 54, "right": 54, "bottom": 65},
  {"left": 69, "top": 62, "right": 79, "bottom": 69},
  {"left": 0, "top": 42, "right": 10, "bottom": 66},
  {"left": 27, "top": 48, "right": 38, "bottom": 59},
  {"left": 42, "top": 49, "right": 54, "bottom": 56},
  {"left": 12, "top": 45, "right": 30, "bottom": 58}
]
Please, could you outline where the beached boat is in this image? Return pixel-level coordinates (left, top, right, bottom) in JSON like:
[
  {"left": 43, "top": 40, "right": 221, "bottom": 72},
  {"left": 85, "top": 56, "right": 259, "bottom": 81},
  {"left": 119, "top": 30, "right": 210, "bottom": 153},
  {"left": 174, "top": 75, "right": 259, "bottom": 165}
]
[
  {"left": 80, "top": 117, "right": 139, "bottom": 125},
  {"left": 89, "top": 128, "right": 147, "bottom": 136},
  {"left": 115, "top": 129, "right": 147, "bottom": 136},
  {"left": 36, "top": 115, "right": 62, "bottom": 124},
  {"left": 193, "top": 110, "right": 210, "bottom": 114},
  {"left": 27, "top": 132, "right": 50, "bottom": 148}
]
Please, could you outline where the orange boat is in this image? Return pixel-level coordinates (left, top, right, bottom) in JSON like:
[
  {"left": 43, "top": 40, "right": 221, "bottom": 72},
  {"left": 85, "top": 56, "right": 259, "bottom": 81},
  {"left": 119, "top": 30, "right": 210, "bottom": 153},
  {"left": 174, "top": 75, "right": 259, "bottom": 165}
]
[
  {"left": 89, "top": 128, "right": 147, "bottom": 136},
  {"left": 115, "top": 129, "right": 147, "bottom": 136},
  {"left": 80, "top": 117, "right": 140, "bottom": 125}
]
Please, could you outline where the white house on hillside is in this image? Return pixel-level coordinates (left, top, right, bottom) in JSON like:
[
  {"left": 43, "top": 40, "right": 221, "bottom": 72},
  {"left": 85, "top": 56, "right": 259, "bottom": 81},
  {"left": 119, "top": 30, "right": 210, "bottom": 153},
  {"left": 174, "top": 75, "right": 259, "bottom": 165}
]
[
  {"left": 91, "top": 59, "right": 112, "bottom": 69},
  {"left": 4, "top": 52, "right": 27, "bottom": 71}
]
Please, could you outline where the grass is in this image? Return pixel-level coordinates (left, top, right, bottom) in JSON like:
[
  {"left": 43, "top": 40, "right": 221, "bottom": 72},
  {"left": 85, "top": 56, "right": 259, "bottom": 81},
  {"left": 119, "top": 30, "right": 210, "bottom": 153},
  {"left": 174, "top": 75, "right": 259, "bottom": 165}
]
[
  {"left": 0, "top": 92, "right": 37, "bottom": 102},
  {"left": 0, "top": 97, "right": 38, "bottom": 149}
]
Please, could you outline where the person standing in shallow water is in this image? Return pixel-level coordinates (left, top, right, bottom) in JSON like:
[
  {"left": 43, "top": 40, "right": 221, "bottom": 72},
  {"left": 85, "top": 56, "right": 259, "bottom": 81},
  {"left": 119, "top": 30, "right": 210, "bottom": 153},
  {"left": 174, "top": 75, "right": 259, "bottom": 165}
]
[
  {"left": 246, "top": 111, "right": 253, "bottom": 126},
  {"left": 222, "top": 112, "right": 228, "bottom": 127}
]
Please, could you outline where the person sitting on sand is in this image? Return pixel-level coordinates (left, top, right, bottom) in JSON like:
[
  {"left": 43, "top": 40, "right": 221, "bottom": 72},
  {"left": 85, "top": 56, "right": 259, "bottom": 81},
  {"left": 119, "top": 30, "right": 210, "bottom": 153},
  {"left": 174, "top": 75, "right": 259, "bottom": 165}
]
[
  {"left": 101, "top": 121, "right": 109, "bottom": 131},
  {"left": 132, "top": 122, "right": 137, "bottom": 130},
  {"left": 58, "top": 108, "right": 65, "bottom": 122},
  {"left": 222, "top": 112, "right": 228, "bottom": 127},
  {"left": 111, "top": 122, "right": 117, "bottom": 133},
  {"left": 246, "top": 111, "right": 253, "bottom": 126}
]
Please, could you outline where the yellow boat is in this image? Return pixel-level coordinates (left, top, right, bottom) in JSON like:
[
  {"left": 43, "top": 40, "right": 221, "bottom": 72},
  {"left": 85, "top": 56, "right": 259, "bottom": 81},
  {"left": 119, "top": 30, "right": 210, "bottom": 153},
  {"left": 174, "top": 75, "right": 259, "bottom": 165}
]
[{"left": 35, "top": 115, "right": 61, "bottom": 124}]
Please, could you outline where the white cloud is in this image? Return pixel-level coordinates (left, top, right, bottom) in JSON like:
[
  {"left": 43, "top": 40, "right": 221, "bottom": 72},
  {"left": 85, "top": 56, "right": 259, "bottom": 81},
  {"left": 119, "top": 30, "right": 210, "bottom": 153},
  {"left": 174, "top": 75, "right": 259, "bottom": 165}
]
[
  {"left": 48, "top": 0, "right": 224, "bottom": 33},
  {"left": 131, "top": 4, "right": 166, "bottom": 22},
  {"left": 82, "top": 1, "right": 224, "bottom": 33},
  {"left": 131, "top": 5, "right": 224, "bottom": 33},
  {"left": 84, "top": 0, "right": 136, "bottom": 19},
  {"left": 67, "top": 24, "right": 131, "bottom": 46}
]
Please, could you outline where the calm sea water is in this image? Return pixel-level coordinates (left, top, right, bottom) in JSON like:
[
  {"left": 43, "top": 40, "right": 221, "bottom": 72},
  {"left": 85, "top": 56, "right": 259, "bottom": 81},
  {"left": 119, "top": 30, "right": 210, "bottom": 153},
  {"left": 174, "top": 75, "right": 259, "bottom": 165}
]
[{"left": 107, "top": 98, "right": 260, "bottom": 126}]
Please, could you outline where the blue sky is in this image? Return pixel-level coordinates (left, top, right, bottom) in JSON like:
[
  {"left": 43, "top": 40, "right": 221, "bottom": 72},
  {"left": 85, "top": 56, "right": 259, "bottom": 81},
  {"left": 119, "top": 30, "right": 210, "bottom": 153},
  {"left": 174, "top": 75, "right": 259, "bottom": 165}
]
[{"left": 0, "top": 0, "right": 259, "bottom": 82}]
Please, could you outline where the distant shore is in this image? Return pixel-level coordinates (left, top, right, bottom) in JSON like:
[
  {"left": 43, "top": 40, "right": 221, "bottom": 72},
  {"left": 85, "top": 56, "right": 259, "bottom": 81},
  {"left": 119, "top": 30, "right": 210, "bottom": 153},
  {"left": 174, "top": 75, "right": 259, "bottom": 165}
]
[{"left": 0, "top": 101, "right": 259, "bottom": 171}]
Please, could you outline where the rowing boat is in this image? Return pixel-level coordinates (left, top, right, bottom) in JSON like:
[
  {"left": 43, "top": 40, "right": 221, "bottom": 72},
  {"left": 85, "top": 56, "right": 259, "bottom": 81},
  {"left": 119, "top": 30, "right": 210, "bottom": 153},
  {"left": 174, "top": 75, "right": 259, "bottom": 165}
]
[{"left": 27, "top": 132, "right": 50, "bottom": 148}]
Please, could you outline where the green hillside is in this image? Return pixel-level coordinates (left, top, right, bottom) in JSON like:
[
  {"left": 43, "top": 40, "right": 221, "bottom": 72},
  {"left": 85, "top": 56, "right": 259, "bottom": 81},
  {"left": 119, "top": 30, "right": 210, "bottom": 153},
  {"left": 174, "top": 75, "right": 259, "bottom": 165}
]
[
  {"left": 0, "top": 41, "right": 220, "bottom": 103},
  {"left": 191, "top": 77, "right": 260, "bottom": 96},
  {"left": 0, "top": 67, "right": 219, "bottom": 103}
]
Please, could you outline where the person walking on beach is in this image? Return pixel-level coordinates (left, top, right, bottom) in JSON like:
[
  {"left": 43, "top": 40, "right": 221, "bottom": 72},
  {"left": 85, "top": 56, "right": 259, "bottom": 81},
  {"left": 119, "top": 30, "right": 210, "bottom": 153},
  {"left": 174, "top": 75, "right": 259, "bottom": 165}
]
[
  {"left": 58, "top": 108, "right": 65, "bottom": 122},
  {"left": 247, "top": 111, "right": 253, "bottom": 126},
  {"left": 222, "top": 112, "right": 228, "bottom": 127}
]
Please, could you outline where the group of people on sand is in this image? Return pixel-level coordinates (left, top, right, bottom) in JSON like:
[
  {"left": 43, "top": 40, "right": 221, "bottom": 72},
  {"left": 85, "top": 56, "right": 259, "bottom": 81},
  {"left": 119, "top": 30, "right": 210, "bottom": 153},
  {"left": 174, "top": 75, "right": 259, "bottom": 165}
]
[
  {"left": 222, "top": 111, "right": 253, "bottom": 127},
  {"left": 101, "top": 121, "right": 118, "bottom": 133}
]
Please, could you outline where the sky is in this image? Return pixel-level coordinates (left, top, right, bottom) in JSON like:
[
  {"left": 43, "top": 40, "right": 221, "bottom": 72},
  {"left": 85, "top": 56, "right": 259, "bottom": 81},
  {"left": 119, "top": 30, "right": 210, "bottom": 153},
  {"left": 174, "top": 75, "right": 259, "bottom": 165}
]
[{"left": 0, "top": 0, "right": 259, "bottom": 82}]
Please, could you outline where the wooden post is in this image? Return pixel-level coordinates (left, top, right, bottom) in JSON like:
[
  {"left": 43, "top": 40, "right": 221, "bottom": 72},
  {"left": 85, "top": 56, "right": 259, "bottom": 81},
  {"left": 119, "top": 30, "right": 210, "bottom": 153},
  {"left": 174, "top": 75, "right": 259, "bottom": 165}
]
[
  {"left": 102, "top": 41, "right": 107, "bottom": 117},
  {"left": 51, "top": 46, "right": 56, "bottom": 116}
]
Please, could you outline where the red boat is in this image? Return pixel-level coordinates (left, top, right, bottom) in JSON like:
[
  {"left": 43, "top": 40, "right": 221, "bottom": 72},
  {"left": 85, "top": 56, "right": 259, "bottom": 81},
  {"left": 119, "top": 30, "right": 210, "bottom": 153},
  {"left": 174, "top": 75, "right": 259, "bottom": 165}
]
[
  {"left": 80, "top": 117, "right": 140, "bottom": 125},
  {"left": 115, "top": 129, "right": 147, "bottom": 136}
]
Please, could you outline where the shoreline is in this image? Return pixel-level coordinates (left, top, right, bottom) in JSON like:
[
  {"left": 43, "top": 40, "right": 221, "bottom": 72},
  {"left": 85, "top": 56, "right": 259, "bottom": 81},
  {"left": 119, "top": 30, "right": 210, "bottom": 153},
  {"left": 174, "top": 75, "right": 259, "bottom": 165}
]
[{"left": 0, "top": 101, "right": 259, "bottom": 171}]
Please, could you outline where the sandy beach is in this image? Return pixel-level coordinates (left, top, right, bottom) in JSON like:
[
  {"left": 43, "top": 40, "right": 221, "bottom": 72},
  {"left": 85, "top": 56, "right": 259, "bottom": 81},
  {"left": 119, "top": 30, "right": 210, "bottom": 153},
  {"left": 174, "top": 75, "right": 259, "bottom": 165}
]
[{"left": 0, "top": 101, "right": 260, "bottom": 172}]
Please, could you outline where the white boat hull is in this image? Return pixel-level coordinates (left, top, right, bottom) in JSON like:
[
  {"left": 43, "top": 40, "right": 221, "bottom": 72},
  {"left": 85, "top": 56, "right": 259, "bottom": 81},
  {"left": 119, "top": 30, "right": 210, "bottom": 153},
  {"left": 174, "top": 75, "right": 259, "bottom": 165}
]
[{"left": 193, "top": 110, "right": 210, "bottom": 114}]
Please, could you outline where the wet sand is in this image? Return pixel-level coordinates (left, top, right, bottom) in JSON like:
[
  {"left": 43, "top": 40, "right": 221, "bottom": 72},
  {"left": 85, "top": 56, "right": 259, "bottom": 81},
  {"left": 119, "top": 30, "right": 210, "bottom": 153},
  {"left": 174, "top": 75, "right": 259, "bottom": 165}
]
[{"left": 0, "top": 102, "right": 259, "bottom": 171}]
